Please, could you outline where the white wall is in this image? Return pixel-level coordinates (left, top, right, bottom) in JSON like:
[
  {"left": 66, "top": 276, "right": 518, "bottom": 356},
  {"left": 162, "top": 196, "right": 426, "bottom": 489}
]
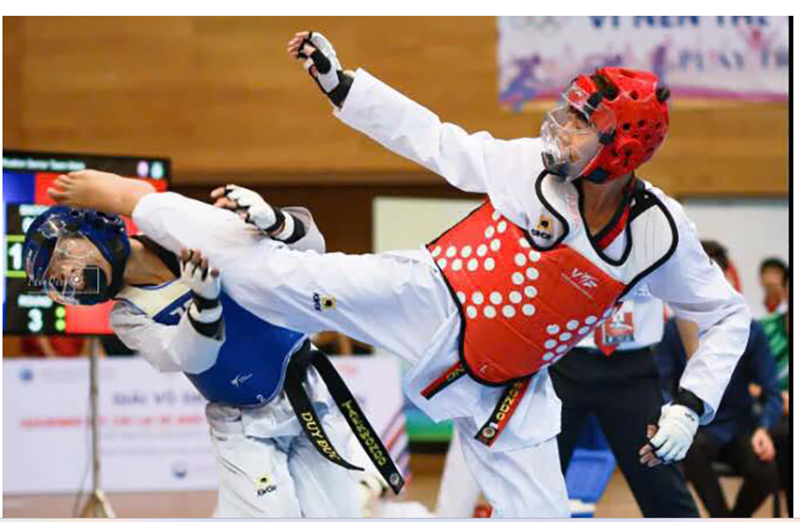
[
  {"left": 372, "top": 197, "right": 482, "bottom": 253},
  {"left": 3, "top": 356, "right": 404, "bottom": 494},
  {"left": 681, "top": 197, "right": 789, "bottom": 318}
]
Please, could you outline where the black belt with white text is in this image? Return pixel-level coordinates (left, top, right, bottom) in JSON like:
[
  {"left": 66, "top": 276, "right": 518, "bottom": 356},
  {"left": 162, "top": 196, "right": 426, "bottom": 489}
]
[{"left": 283, "top": 340, "right": 405, "bottom": 494}]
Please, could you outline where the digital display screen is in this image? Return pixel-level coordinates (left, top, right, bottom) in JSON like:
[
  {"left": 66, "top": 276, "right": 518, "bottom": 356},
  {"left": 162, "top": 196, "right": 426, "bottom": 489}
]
[{"left": 3, "top": 150, "right": 170, "bottom": 336}]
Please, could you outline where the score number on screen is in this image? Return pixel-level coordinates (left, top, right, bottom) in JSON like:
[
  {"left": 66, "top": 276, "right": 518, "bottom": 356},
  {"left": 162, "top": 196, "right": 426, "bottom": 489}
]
[{"left": 4, "top": 205, "right": 68, "bottom": 334}]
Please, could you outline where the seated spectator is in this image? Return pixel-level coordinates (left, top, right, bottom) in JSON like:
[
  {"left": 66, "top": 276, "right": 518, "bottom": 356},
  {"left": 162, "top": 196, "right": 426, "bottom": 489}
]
[
  {"left": 656, "top": 240, "right": 783, "bottom": 517},
  {"left": 760, "top": 266, "right": 791, "bottom": 515},
  {"left": 760, "top": 257, "right": 788, "bottom": 315}
]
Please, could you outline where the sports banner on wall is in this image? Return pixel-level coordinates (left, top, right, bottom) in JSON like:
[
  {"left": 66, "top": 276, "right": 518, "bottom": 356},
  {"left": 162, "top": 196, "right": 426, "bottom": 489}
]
[
  {"left": 3, "top": 355, "right": 405, "bottom": 494},
  {"left": 498, "top": 16, "right": 789, "bottom": 111}
]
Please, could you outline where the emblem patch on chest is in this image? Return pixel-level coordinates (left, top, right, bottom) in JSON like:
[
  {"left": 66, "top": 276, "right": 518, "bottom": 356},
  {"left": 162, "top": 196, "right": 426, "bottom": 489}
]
[
  {"left": 255, "top": 473, "right": 278, "bottom": 496},
  {"left": 530, "top": 214, "right": 553, "bottom": 240},
  {"left": 313, "top": 292, "right": 337, "bottom": 311}
]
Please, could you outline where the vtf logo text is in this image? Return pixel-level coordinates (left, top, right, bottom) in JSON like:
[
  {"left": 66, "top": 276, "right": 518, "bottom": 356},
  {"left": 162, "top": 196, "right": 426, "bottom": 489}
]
[{"left": 570, "top": 268, "right": 599, "bottom": 289}]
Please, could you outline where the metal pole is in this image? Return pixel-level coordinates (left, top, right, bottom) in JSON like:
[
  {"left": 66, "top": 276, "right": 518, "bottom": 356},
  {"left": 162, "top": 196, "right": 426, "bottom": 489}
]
[{"left": 79, "top": 337, "right": 115, "bottom": 518}]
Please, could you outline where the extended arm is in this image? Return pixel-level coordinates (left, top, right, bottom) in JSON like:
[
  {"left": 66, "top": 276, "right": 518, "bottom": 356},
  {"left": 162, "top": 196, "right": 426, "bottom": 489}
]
[
  {"left": 647, "top": 211, "right": 751, "bottom": 423},
  {"left": 210, "top": 184, "right": 326, "bottom": 253},
  {"left": 288, "top": 31, "right": 542, "bottom": 227},
  {"left": 336, "top": 68, "right": 501, "bottom": 194}
]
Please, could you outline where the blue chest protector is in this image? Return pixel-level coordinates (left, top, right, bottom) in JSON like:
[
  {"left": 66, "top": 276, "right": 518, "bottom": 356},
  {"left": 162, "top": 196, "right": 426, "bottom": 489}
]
[{"left": 117, "top": 281, "right": 305, "bottom": 407}]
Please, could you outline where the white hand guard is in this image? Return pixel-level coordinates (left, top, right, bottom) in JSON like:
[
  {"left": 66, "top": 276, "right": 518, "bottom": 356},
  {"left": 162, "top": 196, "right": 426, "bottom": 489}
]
[
  {"left": 181, "top": 251, "right": 222, "bottom": 324},
  {"left": 649, "top": 404, "right": 699, "bottom": 463},
  {"left": 223, "top": 184, "right": 281, "bottom": 234},
  {"left": 297, "top": 31, "right": 353, "bottom": 107}
]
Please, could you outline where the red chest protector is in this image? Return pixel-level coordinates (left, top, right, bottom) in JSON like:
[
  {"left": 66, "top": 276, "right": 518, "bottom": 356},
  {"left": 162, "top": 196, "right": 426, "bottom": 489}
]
[
  {"left": 421, "top": 176, "right": 678, "bottom": 447},
  {"left": 427, "top": 202, "right": 626, "bottom": 386}
]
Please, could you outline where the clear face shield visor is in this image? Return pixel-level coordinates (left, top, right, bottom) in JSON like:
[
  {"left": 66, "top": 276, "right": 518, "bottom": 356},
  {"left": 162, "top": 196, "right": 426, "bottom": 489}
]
[
  {"left": 540, "top": 84, "right": 616, "bottom": 181},
  {"left": 29, "top": 225, "right": 110, "bottom": 305}
]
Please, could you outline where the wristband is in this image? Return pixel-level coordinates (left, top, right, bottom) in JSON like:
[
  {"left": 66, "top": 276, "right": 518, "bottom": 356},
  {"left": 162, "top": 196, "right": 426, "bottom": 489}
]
[
  {"left": 192, "top": 294, "right": 220, "bottom": 312},
  {"left": 189, "top": 301, "right": 223, "bottom": 323},
  {"left": 328, "top": 71, "right": 353, "bottom": 108},
  {"left": 273, "top": 211, "right": 307, "bottom": 244},
  {"left": 261, "top": 205, "right": 286, "bottom": 235},
  {"left": 675, "top": 388, "right": 705, "bottom": 417},
  {"left": 188, "top": 302, "right": 223, "bottom": 339}
]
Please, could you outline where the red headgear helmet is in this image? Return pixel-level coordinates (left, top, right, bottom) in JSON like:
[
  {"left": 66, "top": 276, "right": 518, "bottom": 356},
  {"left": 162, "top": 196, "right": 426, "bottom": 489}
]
[
  {"left": 578, "top": 67, "right": 670, "bottom": 182},
  {"left": 541, "top": 67, "right": 671, "bottom": 183}
]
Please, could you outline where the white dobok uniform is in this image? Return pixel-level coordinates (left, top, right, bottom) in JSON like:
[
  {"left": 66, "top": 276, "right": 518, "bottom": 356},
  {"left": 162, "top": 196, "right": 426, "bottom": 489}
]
[
  {"left": 131, "top": 69, "right": 750, "bottom": 517},
  {"left": 435, "top": 295, "right": 668, "bottom": 517},
  {"left": 435, "top": 430, "right": 485, "bottom": 517},
  {"left": 109, "top": 209, "right": 362, "bottom": 518}
]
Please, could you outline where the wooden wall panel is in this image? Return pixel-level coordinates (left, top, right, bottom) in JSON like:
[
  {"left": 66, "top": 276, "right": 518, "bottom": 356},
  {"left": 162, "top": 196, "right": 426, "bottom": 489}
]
[
  {"left": 3, "top": 16, "right": 789, "bottom": 196},
  {"left": 3, "top": 17, "right": 24, "bottom": 147}
]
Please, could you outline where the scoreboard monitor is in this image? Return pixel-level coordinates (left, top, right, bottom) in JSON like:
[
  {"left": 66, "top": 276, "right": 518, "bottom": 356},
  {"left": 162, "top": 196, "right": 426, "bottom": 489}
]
[{"left": 3, "top": 150, "right": 170, "bottom": 336}]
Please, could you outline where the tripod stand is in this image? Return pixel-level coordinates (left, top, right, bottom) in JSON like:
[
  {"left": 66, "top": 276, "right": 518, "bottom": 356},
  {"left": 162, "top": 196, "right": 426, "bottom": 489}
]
[{"left": 79, "top": 337, "right": 115, "bottom": 518}]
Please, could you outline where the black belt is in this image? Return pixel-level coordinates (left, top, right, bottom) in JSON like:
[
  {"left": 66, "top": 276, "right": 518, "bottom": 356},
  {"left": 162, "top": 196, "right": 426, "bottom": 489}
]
[
  {"left": 421, "top": 360, "right": 537, "bottom": 447},
  {"left": 283, "top": 340, "right": 405, "bottom": 495}
]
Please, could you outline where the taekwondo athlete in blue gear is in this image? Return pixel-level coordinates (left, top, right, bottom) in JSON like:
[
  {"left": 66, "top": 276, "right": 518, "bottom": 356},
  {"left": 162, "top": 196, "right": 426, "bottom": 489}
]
[{"left": 24, "top": 186, "right": 402, "bottom": 518}]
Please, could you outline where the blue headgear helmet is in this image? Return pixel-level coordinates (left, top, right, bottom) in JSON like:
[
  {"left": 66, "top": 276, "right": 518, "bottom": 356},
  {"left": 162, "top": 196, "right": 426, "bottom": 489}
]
[{"left": 23, "top": 206, "right": 131, "bottom": 305}]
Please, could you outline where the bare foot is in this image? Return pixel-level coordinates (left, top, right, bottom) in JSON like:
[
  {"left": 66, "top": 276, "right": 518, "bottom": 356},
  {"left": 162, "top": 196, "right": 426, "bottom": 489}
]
[{"left": 49, "top": 170, "right": 156, "bottom": 217}]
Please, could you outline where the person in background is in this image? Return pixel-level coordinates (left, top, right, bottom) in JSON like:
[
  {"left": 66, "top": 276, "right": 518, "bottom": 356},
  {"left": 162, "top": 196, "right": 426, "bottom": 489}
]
[
  {"left": 656, "top": 240, "right": 783, "bottom": 517},
  {"left": 760, "top": 257, "right": 788, "bottom": 315},
  {"left": 759, "top": 266, "right": 791, "bottom": 515},
  {"left": 552, "top": 293, "right": 700, "bottom": 517}
]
